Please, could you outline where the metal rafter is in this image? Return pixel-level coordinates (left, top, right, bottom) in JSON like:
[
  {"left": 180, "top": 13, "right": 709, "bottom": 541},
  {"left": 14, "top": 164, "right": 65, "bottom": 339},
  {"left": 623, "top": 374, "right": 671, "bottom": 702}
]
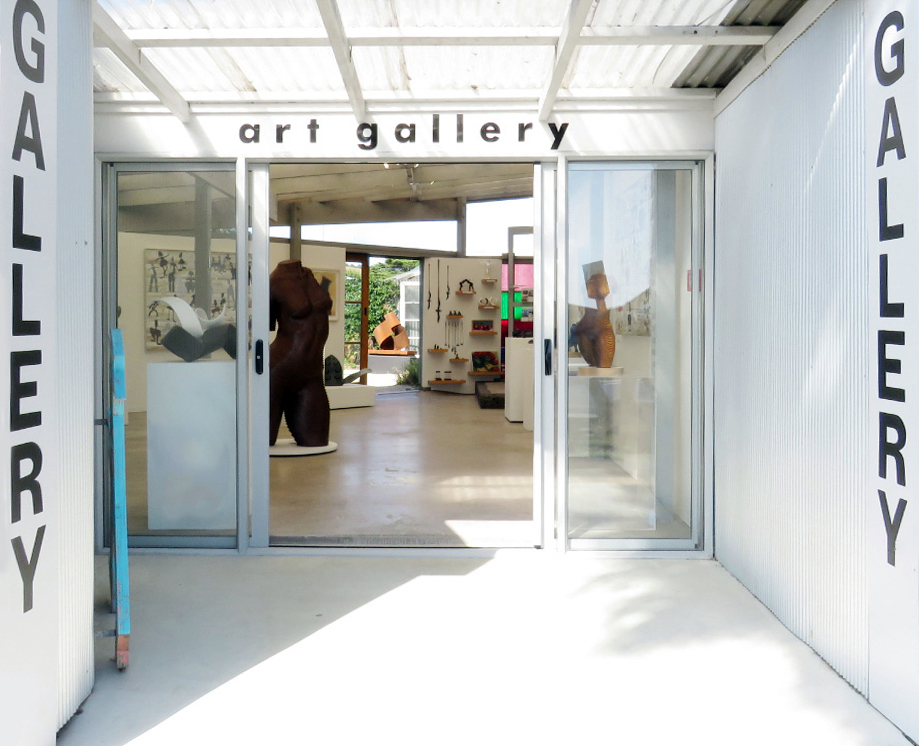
[
  {"left": 538, "top": 0, "right": 595, "bottom": 122},
  {"left": 121, "top": 25, "right": 779, "bottom": 48},
  {"left": 314, "top": 0, "right": 366, "bottom": 120},
  {"left": 92, "top": 1, "right": 191, "bottom": 122}
]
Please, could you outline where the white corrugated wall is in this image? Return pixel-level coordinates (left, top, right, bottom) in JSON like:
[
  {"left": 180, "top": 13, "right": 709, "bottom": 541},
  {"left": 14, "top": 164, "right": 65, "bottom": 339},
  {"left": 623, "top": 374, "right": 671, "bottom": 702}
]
[
  {"left": 714, "top": 0, "right": 868, "bottom": 691},
  {"left": 57, "top": 0, "right": 95, "bottom": 727}
]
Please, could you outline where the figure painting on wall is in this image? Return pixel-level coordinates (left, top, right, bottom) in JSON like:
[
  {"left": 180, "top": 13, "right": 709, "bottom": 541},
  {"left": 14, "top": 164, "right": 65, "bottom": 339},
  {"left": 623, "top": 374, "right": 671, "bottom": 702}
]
[
  {"left": 144, "top": 249, "right": 241, "bottom": 349},
  {"left": 612, "top": 288, "right": 651, "bottom": 337},
  {"left": 269, "top": 260, "right": 333, "bottom": 448}
]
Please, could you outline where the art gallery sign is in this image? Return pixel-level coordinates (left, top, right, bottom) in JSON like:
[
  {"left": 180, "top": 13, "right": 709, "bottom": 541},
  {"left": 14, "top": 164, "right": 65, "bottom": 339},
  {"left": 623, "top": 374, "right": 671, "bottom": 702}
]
[
  {"left": 867, "top": 1, "right": 919, "bottom": 740},
  {"left": 93, "top": 107, "right": 715, "bottom": 159},
  {"left": 1, "top": 0, "right": 59, "bottom": 744}
]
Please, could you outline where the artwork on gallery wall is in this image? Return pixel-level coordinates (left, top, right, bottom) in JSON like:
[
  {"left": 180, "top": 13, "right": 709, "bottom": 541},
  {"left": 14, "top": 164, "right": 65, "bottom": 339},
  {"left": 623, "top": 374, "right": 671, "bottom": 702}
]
[
  {"left": 472, "top": 351, "right": 500, "bottom": 372},
  {"left": 311, "top": 268, "right": 340, "bottom": 321},
  {"left": 471, "top": 319, "right": 494, "bottom": 332},
  {"left": 612, "top": 288, "right": 651, "bottom": 336},
  {"left": 144, "top": 249, "right": 241, "bottom": 350}
]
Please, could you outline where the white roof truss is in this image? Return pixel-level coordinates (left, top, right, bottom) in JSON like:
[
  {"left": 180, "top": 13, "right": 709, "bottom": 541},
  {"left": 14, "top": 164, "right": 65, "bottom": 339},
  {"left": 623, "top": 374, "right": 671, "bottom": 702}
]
[
  {"left": 92, "top": 1, "right": 190, "bottom": 122},
  {"left": 539, "top": 0, "right": 596, "bottom": 121},
  {"left": 121, "top": 25, "right": 779, "bottom": 49},
  {"left": 314, "top": 0, "right": 366, "bottom": 120}
]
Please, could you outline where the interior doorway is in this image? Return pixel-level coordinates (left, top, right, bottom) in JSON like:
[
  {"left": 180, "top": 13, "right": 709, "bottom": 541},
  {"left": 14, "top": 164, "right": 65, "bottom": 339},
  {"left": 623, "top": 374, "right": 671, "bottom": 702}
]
[{"left": 258, "top": 162, "right": 540, "bottom": 548}]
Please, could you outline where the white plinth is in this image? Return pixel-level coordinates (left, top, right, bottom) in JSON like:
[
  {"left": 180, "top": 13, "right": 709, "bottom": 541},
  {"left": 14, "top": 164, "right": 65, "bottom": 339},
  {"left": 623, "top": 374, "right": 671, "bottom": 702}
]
[
  {"left": 270, "top": 439, "right": 338, "bottom": 457},
  {"left": 327, "top": 383, "right": 376, "bottom": 409},
  {"left": 505, "top": 337, "right": 535, "bottom": 425},
  {"left": 147, "top": 361, "right": 236, "bottom": 531}
]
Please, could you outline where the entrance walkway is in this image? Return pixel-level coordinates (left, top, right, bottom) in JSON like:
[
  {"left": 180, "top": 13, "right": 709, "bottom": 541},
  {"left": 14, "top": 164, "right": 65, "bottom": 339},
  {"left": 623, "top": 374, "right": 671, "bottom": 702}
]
[{"left": 59, "top": 555, "right": 908, "bottom": 746}]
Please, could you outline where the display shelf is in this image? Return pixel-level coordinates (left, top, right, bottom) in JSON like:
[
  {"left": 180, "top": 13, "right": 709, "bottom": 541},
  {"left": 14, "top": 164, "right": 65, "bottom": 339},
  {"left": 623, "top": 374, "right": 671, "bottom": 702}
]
[
  {"left": 481, "top": 278, "right": 498, "bottom": 284},
  {"left": 446, "top": 314, "right": 464, "bottom": 319},
  {"left": 429, "top": 379, "right": 464, "bottom": 385},
  {"left": 477, "top": 304, "right": 500, "bottom": 310},
  {"left": 469, "top": 370, "right": 503, "bottom": 376},
  {"left": 455, "top": 290, "right": 476, "bottom": 296},
  {"left": 449, "top": 358, "right": 469, "bottom": 363},
  {"left": 470, "top": 330, "right": 497, "bottom": 336},
  {"left": 428, "top": 348, "right": 448, "bottom": 353}
]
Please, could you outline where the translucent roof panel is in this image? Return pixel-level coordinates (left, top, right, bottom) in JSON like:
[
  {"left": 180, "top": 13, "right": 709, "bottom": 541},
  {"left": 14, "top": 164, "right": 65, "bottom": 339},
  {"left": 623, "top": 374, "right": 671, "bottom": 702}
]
[
  {"left": 354, "top": 46, "right": 555, "bottom": 94},
  {"left": 338, "top": 0, "right": 570, "bottom": 29},
  {"left": 99, "top": 0, "right": 324, "bottom": 31},
  {"left": 568, "top": 0, "right": 735, "bottom": 90},
  {"left": 93, "top": 0, "right": 808, "bottom": 105}
]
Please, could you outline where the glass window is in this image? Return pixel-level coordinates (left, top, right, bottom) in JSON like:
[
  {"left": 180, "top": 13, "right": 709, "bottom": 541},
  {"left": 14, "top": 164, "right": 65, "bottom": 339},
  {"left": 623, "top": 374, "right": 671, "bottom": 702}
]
[
  {"left": 114, "top": 168, "right": 238, "bottom": 542},
  {"left": 566, "top": 166, "right": 696, "bottom": 546}
]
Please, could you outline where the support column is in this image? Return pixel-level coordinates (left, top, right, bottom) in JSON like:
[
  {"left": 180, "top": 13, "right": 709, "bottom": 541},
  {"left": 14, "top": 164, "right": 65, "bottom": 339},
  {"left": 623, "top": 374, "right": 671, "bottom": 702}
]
[
  {"left": 194, "top": 179, "right": 213, "bottom": 315},
  {"left": 290, "top": 203, "right": 302, "bottom": 262}
]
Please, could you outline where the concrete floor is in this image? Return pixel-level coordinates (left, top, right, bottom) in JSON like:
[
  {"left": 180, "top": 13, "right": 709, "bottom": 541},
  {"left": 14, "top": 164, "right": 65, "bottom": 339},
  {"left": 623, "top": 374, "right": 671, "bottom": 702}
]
[
  {"left": 58, "top": 554, "right": 909, "bottom": 746},
  {"left": 270, "top": 391, "right": 534, "bottom": 546}
]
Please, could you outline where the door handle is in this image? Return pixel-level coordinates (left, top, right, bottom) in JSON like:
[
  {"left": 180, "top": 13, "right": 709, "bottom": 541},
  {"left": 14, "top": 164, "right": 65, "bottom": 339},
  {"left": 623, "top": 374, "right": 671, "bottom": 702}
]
[
  {"left": 255, "top": 339, "right": 264, "bottom": 375},
  {"left": 544, "top": 339, "right": 552, "bottom": 376}
]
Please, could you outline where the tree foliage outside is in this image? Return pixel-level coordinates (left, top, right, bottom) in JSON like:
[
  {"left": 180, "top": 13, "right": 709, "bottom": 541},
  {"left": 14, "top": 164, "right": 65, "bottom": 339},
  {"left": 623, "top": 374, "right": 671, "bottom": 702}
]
[{"left": 343, "top": 258, "right": 419, "bottom": 367}]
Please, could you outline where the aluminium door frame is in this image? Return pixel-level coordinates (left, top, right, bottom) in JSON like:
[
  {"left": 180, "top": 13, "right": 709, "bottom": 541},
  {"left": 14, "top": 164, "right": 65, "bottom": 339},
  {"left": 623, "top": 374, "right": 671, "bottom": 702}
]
[
  {"left": 551, "top": 157, "right": 713, "bottom": 557},
  {"left": 246, "top": 156, "right": 549, "bottom": 554},
  {"left": 97, "top": 159, "right": 245, "bottom": 551}
]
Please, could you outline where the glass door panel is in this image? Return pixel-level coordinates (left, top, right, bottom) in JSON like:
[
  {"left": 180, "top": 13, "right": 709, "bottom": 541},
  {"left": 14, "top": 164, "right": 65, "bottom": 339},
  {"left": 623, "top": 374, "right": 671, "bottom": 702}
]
[
  {"left": 565, "top": 164, "right": 698, "bottom": 549},
  {"left": 112, "top": 167, "right": 239, "bottom": 546}
]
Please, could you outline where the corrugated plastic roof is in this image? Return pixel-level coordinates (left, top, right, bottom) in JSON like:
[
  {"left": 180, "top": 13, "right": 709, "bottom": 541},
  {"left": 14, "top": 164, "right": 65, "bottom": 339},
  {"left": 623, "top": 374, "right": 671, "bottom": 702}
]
[{"left": 93, "top": 0, "right": 812, "bottom": 111}]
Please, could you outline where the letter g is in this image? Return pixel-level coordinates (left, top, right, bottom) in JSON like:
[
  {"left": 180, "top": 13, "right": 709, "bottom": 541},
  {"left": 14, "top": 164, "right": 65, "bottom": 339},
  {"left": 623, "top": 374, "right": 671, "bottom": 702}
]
[{"left": 876, "top": 11, "right": 905, "bottom": 86}]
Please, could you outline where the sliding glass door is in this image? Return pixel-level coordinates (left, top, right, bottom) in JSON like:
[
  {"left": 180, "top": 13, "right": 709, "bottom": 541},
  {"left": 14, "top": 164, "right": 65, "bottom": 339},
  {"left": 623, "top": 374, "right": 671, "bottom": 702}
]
[
  {"left": 102, "top": 163, "right": 244, "bottom": 548},
  {"left": 560, "top": 162, "right": 703, "bottom": 550}
]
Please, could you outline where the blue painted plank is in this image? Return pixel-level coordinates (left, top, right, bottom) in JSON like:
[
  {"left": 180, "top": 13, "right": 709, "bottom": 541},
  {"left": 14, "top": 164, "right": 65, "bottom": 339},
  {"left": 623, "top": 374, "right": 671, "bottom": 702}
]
[{"left": 110, "top": 329, "right": 131, "bottom": 667}]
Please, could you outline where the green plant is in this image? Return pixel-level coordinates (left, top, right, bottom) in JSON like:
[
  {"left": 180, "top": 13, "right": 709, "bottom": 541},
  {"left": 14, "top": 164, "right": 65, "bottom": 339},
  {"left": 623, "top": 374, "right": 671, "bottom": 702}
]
[{"left": 396, "top": 356, "right": 421, "bottom": 388}]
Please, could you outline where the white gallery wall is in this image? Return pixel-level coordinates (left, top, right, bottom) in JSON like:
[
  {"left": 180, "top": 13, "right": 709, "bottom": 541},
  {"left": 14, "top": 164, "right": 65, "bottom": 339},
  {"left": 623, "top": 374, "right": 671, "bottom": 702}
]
[
  {"left": 55, "top": 0, "right": 94, "bottom": 729},
  {"left": 2, "top": 0, "right": 94, "bottom": 742},
  {"left": 714, "top": 0, "right": 868, "bottom": 693}
]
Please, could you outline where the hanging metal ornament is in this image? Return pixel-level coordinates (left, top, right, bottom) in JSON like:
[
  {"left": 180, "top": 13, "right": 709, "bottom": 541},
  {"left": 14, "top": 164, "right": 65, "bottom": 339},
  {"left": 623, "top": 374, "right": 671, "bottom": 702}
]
[
  {"left": 446, "top": 313, "right": 463, "bottom": 354},
  {"left": 446, "top": 264, "right": 451, "bottom": 299},
  {"left": 427, "top": 262, "right": 431, "bottom": 309},
  {"left": 436, "top": 259, "right": 442, "bottom": 323}
]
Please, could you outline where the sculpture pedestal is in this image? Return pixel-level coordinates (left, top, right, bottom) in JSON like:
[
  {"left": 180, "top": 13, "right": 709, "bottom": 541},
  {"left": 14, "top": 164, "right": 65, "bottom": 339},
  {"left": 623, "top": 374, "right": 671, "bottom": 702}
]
[
  {"left": 269, "top": 438, "right": 338, "bottom": 457},
  {"left": 147, "top": 361, "right": 236, "bottom": 530}
]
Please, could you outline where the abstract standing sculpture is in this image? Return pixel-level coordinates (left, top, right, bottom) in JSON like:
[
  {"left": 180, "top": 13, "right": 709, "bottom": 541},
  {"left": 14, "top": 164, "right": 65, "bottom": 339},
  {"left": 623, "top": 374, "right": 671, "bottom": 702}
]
[
  {"left": 573, "top": 266, "right": 616, "bottom": 369},
  {"left": 269, "top": 260, "right": 332, "bottom": 447}
]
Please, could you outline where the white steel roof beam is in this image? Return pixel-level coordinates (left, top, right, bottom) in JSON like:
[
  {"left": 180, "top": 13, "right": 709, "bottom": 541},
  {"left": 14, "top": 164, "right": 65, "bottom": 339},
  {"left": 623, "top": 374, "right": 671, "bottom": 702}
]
[
  {"left": 579, "top": 26, "right": 778, "bottom": 45},
  {"left": 539, "top": 0, "right": 595, "bottom": 122},
  {"left": 92, "top": 1, "right": 190, "bottom": 122},
  {"left": 314, "top": 0, "right": 366, "bottom": 120},
  {"left": 122, "top": 26, "right": 779, "bottom": 49}
]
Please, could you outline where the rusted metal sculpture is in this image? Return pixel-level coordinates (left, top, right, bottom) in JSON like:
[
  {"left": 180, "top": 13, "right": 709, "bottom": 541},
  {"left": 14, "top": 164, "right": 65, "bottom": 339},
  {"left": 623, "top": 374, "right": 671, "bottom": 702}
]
[{"left": 269, "top": 260, "right": 332, "bottom": 447}]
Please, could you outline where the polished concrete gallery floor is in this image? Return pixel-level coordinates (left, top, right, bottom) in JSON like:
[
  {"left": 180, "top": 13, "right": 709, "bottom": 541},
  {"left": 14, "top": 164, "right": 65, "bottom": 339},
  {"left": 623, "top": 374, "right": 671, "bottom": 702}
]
[
  {"left": 125, "top": 390, "right": 536, "bottom": 547},
  {"left": 270, "top": 391, "right": 536, "bottom": 547}
]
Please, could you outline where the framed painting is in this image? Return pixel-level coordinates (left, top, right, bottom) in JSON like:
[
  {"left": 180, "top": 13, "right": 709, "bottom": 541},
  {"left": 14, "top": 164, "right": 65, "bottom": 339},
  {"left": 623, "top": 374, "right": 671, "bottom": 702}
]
[{"left": 144, "top": 249, "right": 239, "bottom": 349}]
